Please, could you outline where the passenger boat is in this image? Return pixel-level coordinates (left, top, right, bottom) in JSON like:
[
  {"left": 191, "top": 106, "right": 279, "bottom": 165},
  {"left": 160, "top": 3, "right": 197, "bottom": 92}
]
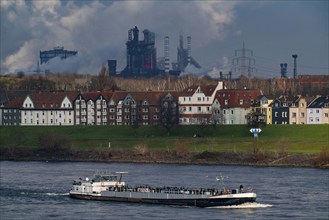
[{"left": 69, "top": 172, "right": 256, "bottom": 208}]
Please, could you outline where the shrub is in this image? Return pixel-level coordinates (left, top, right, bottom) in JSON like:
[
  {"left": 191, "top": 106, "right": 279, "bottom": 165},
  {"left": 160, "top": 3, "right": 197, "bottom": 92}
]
[
  {"left": 38, "top": 132, "right": 72, "bottom": 156},
  {"left": 133, "top": 144, "right": 148, "bottom": 155},
  {"left": 314, "top": 148, "right": 329, "bottom": 167}
]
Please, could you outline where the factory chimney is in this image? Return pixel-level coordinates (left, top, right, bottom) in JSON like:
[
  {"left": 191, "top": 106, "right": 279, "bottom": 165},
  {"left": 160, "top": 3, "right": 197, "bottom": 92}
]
[
  {"left": 292, "top": 54, "right": 298, "bottom": 79},
  {"left": 164, "top": 36, "right": 170, "bottom": 74},
  {"left": 178, "top": 35, "right": 184, "bottom": 72},
  {"left": 187, "top": 36, "right": 191, "bottom": 64}
]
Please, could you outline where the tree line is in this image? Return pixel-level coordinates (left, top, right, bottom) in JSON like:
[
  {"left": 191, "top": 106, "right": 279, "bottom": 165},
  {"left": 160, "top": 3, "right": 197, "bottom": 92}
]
[{"left": 1, "top": 69, "right": 328, "bottom": 97}]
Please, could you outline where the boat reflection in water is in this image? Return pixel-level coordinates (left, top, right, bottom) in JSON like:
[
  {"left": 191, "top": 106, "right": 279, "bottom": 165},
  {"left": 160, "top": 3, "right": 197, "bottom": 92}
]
[{"left": 69, "top": 172, "right": 256, "bottom": 208}]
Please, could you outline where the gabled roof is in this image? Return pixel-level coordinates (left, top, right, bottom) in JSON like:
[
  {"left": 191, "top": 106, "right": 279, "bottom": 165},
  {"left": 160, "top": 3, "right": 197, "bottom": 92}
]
[
  {"left": 26, "top": 91, "right": 78, "bottom": 109},
  {"left": 109, "top": 91, "right": 177, "bottom": 106},
  {"left": 76, "top": 91, "right": 113, "bottom": 102},
  {"left": 179, "top": 84, "right": 218, "bottom": 96},
  {"left": 308, "top": 96, "right": 329, "bottom": 108}
]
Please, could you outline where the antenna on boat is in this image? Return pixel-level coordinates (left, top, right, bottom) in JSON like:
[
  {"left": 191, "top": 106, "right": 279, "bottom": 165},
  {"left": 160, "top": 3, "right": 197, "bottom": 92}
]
[{"left": 216, "top": 173, "right": 226, "bottom": 189}]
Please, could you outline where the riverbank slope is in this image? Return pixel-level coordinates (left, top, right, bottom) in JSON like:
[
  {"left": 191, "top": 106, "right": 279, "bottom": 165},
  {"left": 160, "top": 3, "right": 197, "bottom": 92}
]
[{"left": 1, "top": 125, "right": 328, "bottom": 168}]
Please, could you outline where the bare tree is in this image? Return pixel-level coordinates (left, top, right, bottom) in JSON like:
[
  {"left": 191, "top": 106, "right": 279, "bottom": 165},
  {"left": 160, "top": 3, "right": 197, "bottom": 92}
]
[{"left": 159, "top": 94, "right": 179, "bottom": 135}]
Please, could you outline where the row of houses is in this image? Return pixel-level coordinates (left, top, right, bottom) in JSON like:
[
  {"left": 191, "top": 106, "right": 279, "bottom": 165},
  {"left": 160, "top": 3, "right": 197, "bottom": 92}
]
[{"left": 1, "top": 81, "right": 328, "bottom": 126}]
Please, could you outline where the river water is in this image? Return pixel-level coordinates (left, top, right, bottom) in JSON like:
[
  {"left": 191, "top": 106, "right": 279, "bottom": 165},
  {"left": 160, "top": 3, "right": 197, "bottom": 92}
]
[{"left": 0, "top": 161, "right": 328, "bottom": 220}]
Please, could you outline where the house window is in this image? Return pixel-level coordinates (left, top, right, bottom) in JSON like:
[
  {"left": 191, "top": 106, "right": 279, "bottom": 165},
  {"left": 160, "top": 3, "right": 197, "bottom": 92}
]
[
  {"left": 198, "top": 107, "right": 201, "bottom": 112},
  {"left": 225, "top": 100, "right": 228, "bottom": 105},
  {"left": 325, "top": 113, "right": 328, "bottom": 118},
  {"left": 143, "top": 115, "right": 148, "bottom": 120},
  {"left": 198, "top": 97, "right": 201, "bottom": 101},
  {"left": 240, "top": 99, "right": 243, "bottom": 105},
  {"left": 316, "top": 117, "right": 320, "bottom": 122},
  {"left": 301, "top": 112, "right": 305, "bottom": 118},
  {"left": 292, "top": 113, "right": 296, "bottom": 118},
  {"left": 189, "top": 107, "right": 192, "bottom": 111},
  {"left": 316, "top": 109, "right": 320, "bottom": 113},
  {"left": 231, "top": 110, "right": 234, "bottom": 114},
  {"left": 153, "top": 115, "right": 160, "bottom": 120},
  {"left": 275, "top": 112, "right": 278, "bottom": 117}
]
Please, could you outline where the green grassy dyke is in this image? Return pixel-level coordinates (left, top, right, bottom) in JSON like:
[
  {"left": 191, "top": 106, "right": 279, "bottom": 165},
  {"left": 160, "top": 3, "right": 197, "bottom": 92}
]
[{"left": 0, "top": 125, "right": 328, "bottom": 154}]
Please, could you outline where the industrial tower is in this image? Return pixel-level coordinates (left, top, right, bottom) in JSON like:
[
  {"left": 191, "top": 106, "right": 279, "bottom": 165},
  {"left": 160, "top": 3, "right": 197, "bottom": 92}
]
[
  {"left": 292, "top": 54, "right": 298, "bottom": 79},
  {"left": 121, "top": 26, "right": 158, "bottom": 77},
  {"left": 232, "top": 42, "right": 257, "bottom": 77}
]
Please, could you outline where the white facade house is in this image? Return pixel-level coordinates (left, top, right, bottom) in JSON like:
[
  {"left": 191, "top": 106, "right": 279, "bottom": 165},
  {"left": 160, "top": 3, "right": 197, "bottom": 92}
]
[
  {"left": 21, "top": 93, "right": 76, "bottom": 126},
  {"left": 222, "top": 108, "right": 251, "bottom": 125},
  {"left": 178, "top": 81, "right": 224, "bottom": 125},
  {"left": 307, "top": 96, "right": 329, "bottom": 124},
  {"left": 289, "top": 96, "right": 307, "bottom": 124}
]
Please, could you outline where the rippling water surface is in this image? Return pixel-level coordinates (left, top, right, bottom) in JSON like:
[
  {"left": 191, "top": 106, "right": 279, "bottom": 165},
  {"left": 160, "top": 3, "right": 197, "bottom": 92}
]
[{"left": 0, "top": 161, "right": 328, "bottom": 219}]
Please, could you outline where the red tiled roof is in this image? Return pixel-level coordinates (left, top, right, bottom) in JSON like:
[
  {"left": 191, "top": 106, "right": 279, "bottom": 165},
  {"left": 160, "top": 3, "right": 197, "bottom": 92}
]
[
  {"left": 27, "top": 91, "right": 78, "bottom": 109},
  {"left": 3, "top": 96, "right": 24, "bottom": 108},
  {"left": 110, "top": 91, "right": 177, "bottom": 106},
  {"left": 215, "top": 89, "right": 262, "bottom": 108}
]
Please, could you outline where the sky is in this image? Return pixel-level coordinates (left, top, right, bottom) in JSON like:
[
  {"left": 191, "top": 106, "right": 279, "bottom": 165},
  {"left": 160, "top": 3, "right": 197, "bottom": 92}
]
[{"left": 0, "top": 0, "right": 328, "bottom": 78}]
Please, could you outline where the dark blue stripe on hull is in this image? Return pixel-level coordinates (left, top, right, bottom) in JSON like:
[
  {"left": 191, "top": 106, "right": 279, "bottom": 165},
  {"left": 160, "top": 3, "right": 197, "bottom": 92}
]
[{"left": 70, "top": 194, "right": 256, "bottom": 208}]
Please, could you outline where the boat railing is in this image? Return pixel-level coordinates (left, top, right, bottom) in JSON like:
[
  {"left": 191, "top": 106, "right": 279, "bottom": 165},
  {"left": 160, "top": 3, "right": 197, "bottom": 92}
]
[{"left": 106, "top": 185, "right": 233, "bottom": 196}]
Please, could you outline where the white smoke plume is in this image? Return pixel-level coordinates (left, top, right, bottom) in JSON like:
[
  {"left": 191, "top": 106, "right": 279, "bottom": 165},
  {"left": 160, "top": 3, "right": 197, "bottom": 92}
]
[{"left": 1, "top": 0, "right": 238, "bottom": 75}]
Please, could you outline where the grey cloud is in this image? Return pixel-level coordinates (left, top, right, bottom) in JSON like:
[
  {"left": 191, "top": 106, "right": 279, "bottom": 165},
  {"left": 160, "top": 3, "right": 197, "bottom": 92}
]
[{"left": 1, "top": 0, "right": 238, "bottom": 74}]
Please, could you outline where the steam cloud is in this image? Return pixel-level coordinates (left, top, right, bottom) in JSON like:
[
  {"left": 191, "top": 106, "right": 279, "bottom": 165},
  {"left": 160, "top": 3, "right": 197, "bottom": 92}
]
[{"left": 1, "top": 0, "right": 238, "bottom": 75}]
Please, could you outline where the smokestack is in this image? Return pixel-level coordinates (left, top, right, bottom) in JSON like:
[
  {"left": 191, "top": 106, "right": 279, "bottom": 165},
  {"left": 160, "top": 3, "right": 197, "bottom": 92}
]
[
  {"left": 178, "top": 34, "right": 184, "bottom": 72},
  {"left": 292, "top": 54, "right": 298, "bottom": 79},
  {"left": 187, "top": 36, "right": 191, "bottom": 64},
  {"left": 164, "top": 36, "right": 170, "bottom": 74}
]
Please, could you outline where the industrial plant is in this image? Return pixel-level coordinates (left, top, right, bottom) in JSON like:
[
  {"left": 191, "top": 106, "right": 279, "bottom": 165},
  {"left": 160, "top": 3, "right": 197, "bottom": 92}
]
[{"left": 109, "top": 26, "right": 201, "bottom": 78}]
